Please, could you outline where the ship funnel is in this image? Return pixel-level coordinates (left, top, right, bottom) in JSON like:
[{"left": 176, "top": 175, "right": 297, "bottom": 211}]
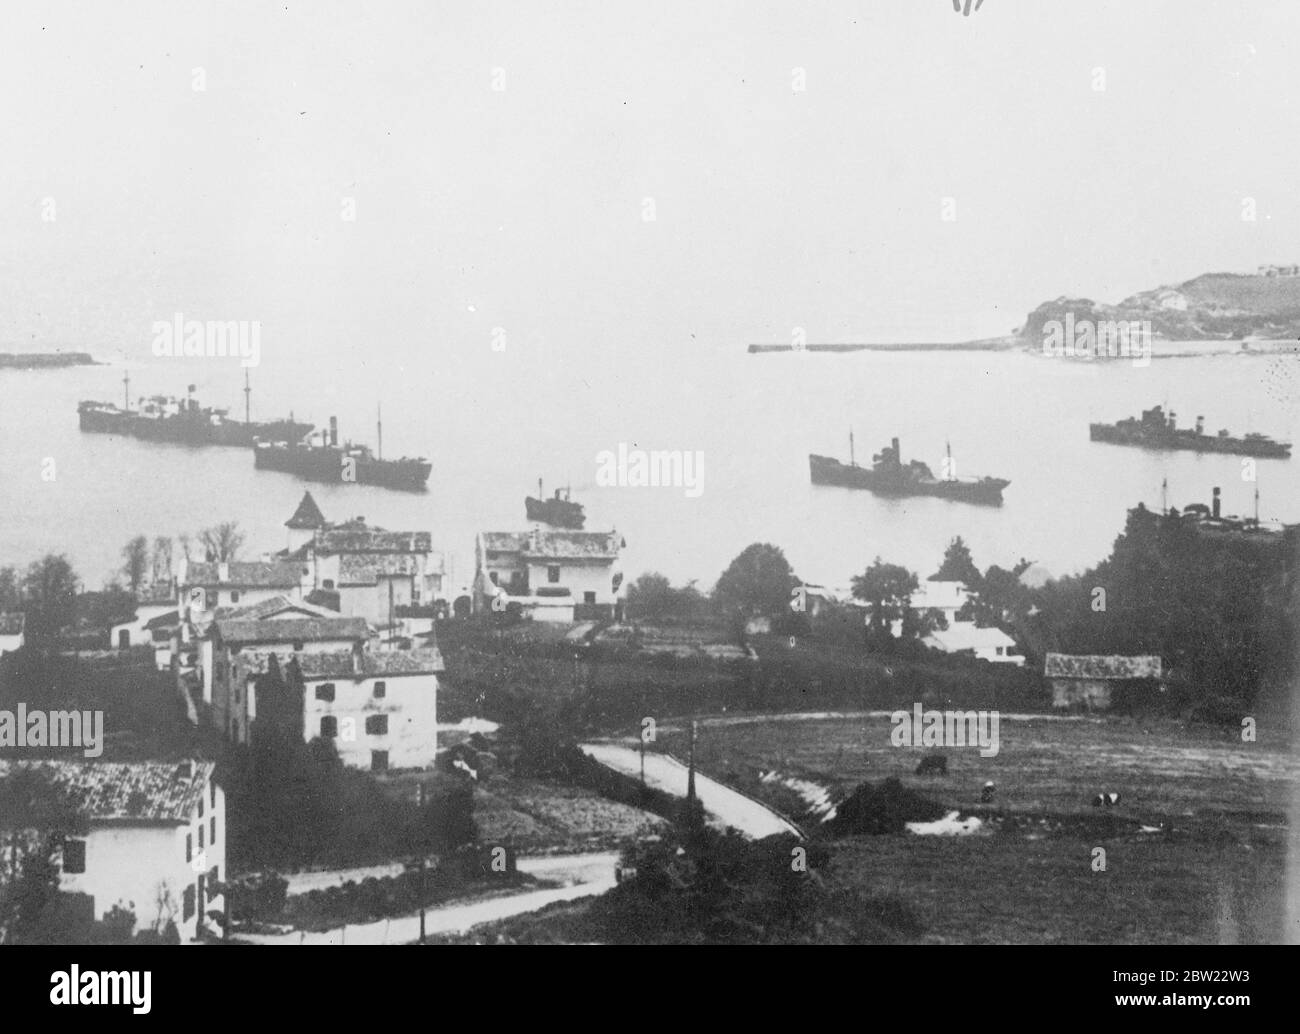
[
  {"left": 1212, "top": 486, "right": 1221, "bottom": 519},
  {"left": 329, "top": 416, "right": 338, "bottom": 447},
  {"left": 1196, "top": 415, "right": 1204, "bottom": 435},
  {"left": 891, "top": 437, "right": 900, "bottom": 459}
]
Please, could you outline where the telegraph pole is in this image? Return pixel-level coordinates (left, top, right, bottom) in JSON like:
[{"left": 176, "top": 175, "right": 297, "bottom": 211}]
[{"left": 416, "top": 781, "right": 427, "bottom": 944}]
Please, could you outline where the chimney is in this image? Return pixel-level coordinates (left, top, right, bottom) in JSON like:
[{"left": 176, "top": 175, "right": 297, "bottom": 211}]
[
  {"left": 1168, "top": 411, "right": 1176, "bottom": 430},
  {"left": 1195, "top": 415, "right": 1204, "bottom": 435},
  {"left": 329, "top": 416, "right": 338, "bottom": 447},
  {"left": 218, "top": 561, "right": 230, "bottom": 582},
  {"left": 891, "top": 437, "right": 900, "bottom": 460},
  {"left": 1212, "top": 486, "right": 1221, "bottom": 519}
]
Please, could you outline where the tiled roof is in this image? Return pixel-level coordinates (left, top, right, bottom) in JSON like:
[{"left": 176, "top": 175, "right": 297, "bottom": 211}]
[
  {"left": 285, "top": 491, "right": 328, "bottom": 530},
  {"left": 1044, "top": 653, "right": 1163, "bottom": 680},
  {"left": 314, "top": 529, "right": 431, "bottom": 555},
  {"left": 339, "top": 553, "right": 421, "bottom": 585},
  {"left": 219, "top": 594, "right": 339, "bottom": 622},
  {"left": 0, "top": 612, "right": 26, "bottom": 635},
  {"left": 483, "top": 529, "right": 624, "bottom": 560},
  {"left": 185, "top": 561, "right": 305, "bottom": 588},
  {"left": 288, "top": 647, "right": 445, "bottom": 679},
  {"left": 0, "top": 760, "right": 214, "bottom": 825},
  {"left": 143, "top": 609, "right": 180, "bottom": 631},
  {"left": 216, "top": 616, "right": 369, "bottom": 645}
]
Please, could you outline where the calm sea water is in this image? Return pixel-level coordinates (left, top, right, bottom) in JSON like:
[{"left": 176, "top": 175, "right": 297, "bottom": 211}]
[{"left": 2, "top": 345, "right": 1297, "bottom": 595}]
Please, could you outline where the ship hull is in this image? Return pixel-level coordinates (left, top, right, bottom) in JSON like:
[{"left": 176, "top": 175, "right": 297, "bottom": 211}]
[
  {"left": 78, "top": 403, "right": 311, "bottom": 448},
  {"left": 1090, "top": 423, "right": 1291, "bottom": 458},
  {"left": 809, "top": 454, "right": 1007, "bottom": 505},
  {"left": 525, "top": 496, "right": 585, "bottom": 528},
  {"left": 254, "top": 443, "right": 431, "bottom": 491}
]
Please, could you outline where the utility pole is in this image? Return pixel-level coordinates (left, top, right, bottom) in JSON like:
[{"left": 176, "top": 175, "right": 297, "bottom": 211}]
[{"left": 416, "top": 781, "right": 427, "bottom": 945}]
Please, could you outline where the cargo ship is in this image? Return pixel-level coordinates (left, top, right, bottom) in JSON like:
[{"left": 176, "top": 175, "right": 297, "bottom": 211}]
[
  {"left": 1090, "top": 405, "right": 1291, "bottom": 458},
  {"left": 78, "top": 373, "right": 312, "bottom": 447},
  {"left": 809, "top": 433, "right": 1009, "bottom": 506},
  {"left": 253, "top": 413, "right": 431, "bottom": 492},
  {"left": 525, "top": 479, "right": 585, "bottom": 528}
]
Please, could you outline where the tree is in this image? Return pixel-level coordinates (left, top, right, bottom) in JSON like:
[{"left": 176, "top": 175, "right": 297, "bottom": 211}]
[
  {"left": 627, "top": 573, "right": 706, "bottom": 622},
  {"left": 150, "top": 537, "right": 173, "bottom": 585},
  {"left": 0, "top": 567, "right": 19, "bottom": 612},
  {"left": 121, "top": 536, "right": 149, "bottom": 594},
  {"left": 21, "top": 555, "right": 79, "bottom": 641},
  {"left": 198, "top": 523, "right": 245, "bottom": 563},
  {"left": 713, "top": 544, "right": 797, "bottom": 622},
  {"left": 851, "top": 558, "right": 918, "bottom": 637},
  {"left": 931, "top": 536, "right": 981, "bottom": 587}
]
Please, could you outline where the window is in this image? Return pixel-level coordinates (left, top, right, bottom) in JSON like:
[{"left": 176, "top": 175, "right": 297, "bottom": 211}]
[
  {"left": 292, "top": 640, "right": 304, "bottom": 651},
  {"left": 230, "top": 591, "right": 241, "bottom": 603},
  {"left": 489, "top": 571, "right": 499, "bottom": 586},
  {"left": 211, "top": 816, "right": 217, "bottom": 843},
  {"left": 547, "top": 565, "right": 560, "bottom": 583},
  {"left": 210, "top": 865, "right": 220, "bottom": 886},
  {"left": 996, "top": 647, "right": 1005, "bottom": 656},
  {"left": 371, "top": 750, "right": 389, "bottom": 773},
  {"left": 366, "top": 714, "right": 388, "bottom": 735},
  {"left": 198, "top": 795, "right": 204, "bottom": 819},
  {"left": 197, "top": 874, "right": 206, "bottom": 910},
  {"left": 320, "top": 716, "right": 338, "bottom": 738},
  {"left": 323, "top": 579, "right": 335, "bottom": 590},
  {"left": 186, "top": 834, "right": 192, "bottom": 863},
  {"left": 211, "top": 782, "right": 216, "bottom": 808},
  {"left": 62, "top": 839, "right": 86, "bottom": 874},
  {"left": 315, "top": 682, "right": 335, "bottom": 702},
  {"left": 183, "top": 886, "right": 196, "bottom": 920},
  {"left": 584, "top": 591, "right": 596, "bottom": 604},
  {"left": 198, "top": 825, "right": 204, "bottom": 851},
  {"left": 118, "top": 629, "right": 130, "bottom": 648},
  {"left": 373, "top": 681, "right": 386, "bottom": 699}
]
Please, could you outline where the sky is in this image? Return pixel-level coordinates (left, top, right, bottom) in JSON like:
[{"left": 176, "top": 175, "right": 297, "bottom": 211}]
[{"left": 3, "top": 1, "right": 1299, "bottom": 371}]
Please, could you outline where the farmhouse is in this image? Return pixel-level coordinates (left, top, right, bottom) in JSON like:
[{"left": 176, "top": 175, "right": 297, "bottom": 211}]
[
  {"left": 178, "top": 559, "right": 308, "bottom": 617},
  {"left": 109, "top": 582, "right": 177, "bottom": 649},
  {"left": 0, "top": 759, "right": 224, "bottom": 943},
  {"left": 1045, "top": 653, "right": 1164, "bottom": 711},
  {"left": 0, "top": 611, "right": 25, "bottom": 654},
  {"left": 923, "top": 621, "right": 1025, "bottom": 665},
  {"left": 475, "top": 528, "right": 626, "bottom": 622}
]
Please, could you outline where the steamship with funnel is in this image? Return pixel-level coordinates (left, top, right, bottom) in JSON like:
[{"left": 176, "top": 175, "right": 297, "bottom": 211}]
[
  {"left": 1090, "top": 405, "right": 1291, "bottom": 459},
  {"left": 254, "top": 410, "right": 431, "bottom": 491},
  {"left": 525, "top": 479, "right": 585, "bottom": 528},
  {"left": 78, "top": 371, "right": 312, "bottom": 448},
  {"left": 809, "top": 432, "right": 1009, "bottom": 506}
]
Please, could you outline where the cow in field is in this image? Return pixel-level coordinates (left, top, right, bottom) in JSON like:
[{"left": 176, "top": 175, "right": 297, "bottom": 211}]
[{"left": 1092, "top": 791, "right": 1121, "bottom": 807}]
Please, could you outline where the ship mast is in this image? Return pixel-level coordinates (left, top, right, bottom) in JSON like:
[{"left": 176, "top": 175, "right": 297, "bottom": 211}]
[
  {"left": 849, "top": 428, "right": 855, "bottom": 467},
  {"left": 123, "top": 370, "right": 130, "bottom": 410},
  {"left": 377, "top": 403, "right": 383, "bottom": 460},
  {"left": 244, "top": 370, "right": 251, "bottom": 424},
  {"left": 1161, "top": 476, "right": 1168, "bottom": 515}
]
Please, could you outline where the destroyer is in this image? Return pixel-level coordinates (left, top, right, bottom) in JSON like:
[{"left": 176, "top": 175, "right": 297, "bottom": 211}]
[
  {"left": 526, "top": 479, "right": 585, "bottom": 528},
  {"left": 1090, "top": 405, "right": 1291, "bottom": 458},
  {"left": 809, "top": 433, "right": 1009, "bottom": 506},
  {"left": 78, "top": 373, "right": 311, "bottom": 448}
]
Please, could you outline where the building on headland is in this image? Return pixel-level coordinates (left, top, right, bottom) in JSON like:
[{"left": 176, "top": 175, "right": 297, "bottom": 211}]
[
  {"left": 246, "top": 647, "right": 443, "bottom": 773},
  {"left": 109, "top": 582, "right": 177, "bottom": 649},
  {"left": 474, "top": 528, "right": 626, "bottom": 622},
  {"left": 277, "top": 492, "right": 447, "bottom": 627},
  {"left": 0, "top": 759, "right": 224, "bottom": 943},
  {"left": 1258, "top": 264, "right": 1300, "bottom": 278},
  {"left": 0, "top": 611, "right": 25, "bottom": 654},
  {"left": 1045, "top": 653, "right": 1164, "bottom": 711}
]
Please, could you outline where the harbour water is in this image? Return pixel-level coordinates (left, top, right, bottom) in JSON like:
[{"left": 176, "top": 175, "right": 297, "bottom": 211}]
[{"left": 1, "top": 345, "right": 1296, "bottom": 593}]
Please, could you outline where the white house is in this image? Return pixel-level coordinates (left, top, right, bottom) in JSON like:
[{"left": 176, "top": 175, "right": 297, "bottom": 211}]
[
  {"left": 0, "top": 759, "right": 225, "bottom": 943},
  {"left": 475, "top": 528, "right": 626, "bottom": 622},
  {"left": 923, "top": 621, "right": 1025, "bottom": 665},
  {"left": 290, "top": 647, "right": 442, "bottom": 772},
  {"left": 0, "top": 611, "right": 25, "bottom": 654},
  {"left": 207, "top": 608, "right": 371, "bottom": 745},
  {"left": 109, "top": 582, "right": 177, "bottom": 649},
  {"left": 178, "top": 559, "right": 309, "bottom": 618}
]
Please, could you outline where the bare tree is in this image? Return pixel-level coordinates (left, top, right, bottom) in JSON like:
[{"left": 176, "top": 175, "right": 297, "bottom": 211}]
[
  {"left": 121, "top": 536, "right": 149, "bottom": 594},
  {"left": 198, "top": 523, "right": 245, "bottom": 563}
]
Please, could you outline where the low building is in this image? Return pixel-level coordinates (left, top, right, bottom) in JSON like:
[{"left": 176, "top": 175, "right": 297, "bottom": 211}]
[
  {"left": 109, "top": 582, "right": 177, "bottom": 649},
  {"left": 475, "top": 528, "right": 626, "bottom": 622},
  {"left": 178, "top": 559, "right": 309, "bottom": 618},
  {"left": 1045, "top": 653, "right": 1164, "bottom": 711},
  {"left": 271, "top": 647, "right": 443, "bottom": 773},
  {"left": 923, "top": 621, "right": 1025, "bottom": 665},
  {"left": 0, "top": 611, "right": 25, "bottom": 654},
  {"left": 0, "top": 759, "right": 224, "bottom": 943}
]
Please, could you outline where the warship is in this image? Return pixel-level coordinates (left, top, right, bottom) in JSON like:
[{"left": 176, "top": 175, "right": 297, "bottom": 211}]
[
  {"left": 525, "top": 479, "right": 585, "bottom": 528},
  {"left": 253, "top": 412, "right": 431, "bottom": 492},
  {"left": 1090, "top": 405, "right": 1291, "bottom": 458},
  {"left": 78, "top": 372, "right": 312, "bottom": 447},
  {"left": 809, "top": 433, "right": 1009, "bottom": 506}
]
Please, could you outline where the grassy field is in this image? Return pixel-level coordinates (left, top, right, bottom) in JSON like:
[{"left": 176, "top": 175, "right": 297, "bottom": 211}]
[
  {"left": 649, "top": 712, "right": 1297, "bottom": 943},
  {"left": 471, "top": 775, "right": 666, "bottom": 853}
]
